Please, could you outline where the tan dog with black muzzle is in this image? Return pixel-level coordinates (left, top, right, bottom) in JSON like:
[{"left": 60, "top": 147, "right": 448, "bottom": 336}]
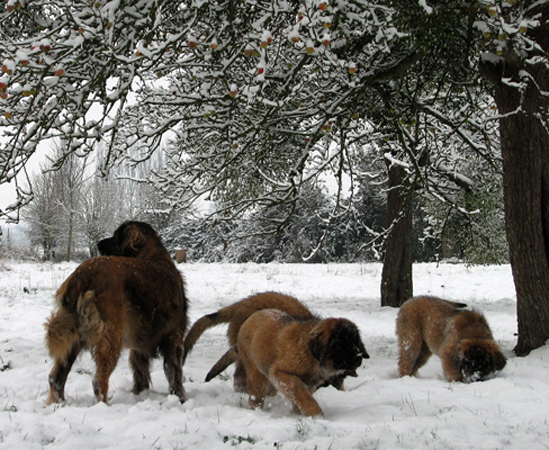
[
  {"left": 237, "top": 309, "right": 369, "bottom": 416},
  {"left": 183, "top": 292, "right": 313, "bottom": 390},
  {"left": 396, "top": 296, "right": 506, "bottom": 382}
]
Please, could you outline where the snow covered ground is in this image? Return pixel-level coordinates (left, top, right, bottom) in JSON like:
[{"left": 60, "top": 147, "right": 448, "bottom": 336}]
[{"left": 0, "top": 260, "right": 547, "bottom": 450}]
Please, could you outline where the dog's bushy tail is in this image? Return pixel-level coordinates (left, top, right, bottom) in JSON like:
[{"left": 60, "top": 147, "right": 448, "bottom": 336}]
[
  {"left": 76, "top": 290, "right": 108, "bottom": 346},
  {"left": 183, "top": 306, "right": 235, "bottom": 362},
  {"left": 205, "top": 347, "right": 238, "bottom": 381},
  {"left": 446, "top": 300, "right": 468, "bottom": 309},
  {"left": 44, "top": 307, "right": 80, "bottom": 365},
  {"left": 45, "top": 289, "right": 106, "bottom": 363}
]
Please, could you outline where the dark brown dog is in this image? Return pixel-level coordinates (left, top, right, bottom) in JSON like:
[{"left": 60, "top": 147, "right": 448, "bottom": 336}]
[
  {"left": 44, "top": 221, "right": 188, "bottom": 404},
  {"left": 237, "top": 309, "right": 369, "bottom": 416},
  {"left": 183, "top": 292, "right": 314, "bottom": 390},
  {"left": 396, "top": 296, "right": 506, "bottom": 382}
]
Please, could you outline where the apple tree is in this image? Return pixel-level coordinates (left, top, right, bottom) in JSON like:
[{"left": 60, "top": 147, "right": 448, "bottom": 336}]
[
  {"left": 2, "top": 1, "right": 547, "bottom": 354},
  {"left": 0, "top": 0, "right": 497, "bottom": 296},
  {"left": 116, "top": 0, "right": 499, "bottom": 305}
]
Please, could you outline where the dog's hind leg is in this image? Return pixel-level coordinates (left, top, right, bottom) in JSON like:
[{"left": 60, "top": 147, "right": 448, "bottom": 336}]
[
  {"left": 411, "top": 341, "right": 432, "bottom": 375},
  {"left": 92, "top": 338, "right": 122, "bottom": 403},
  {"left": 45, "top": 343, "right": 82, "bottom": 405},
  {"left": 44, "top": 308, "right": 82, "bottom": 405},
  {"left": 397, "top": 330, "right": 426, "bottom": 377},
  {"left": 233, "top": 358, "right": 248, "bottom": 393},
  {"left": 129, "top": 349, "right": 152, "bottom": 395},
  {"left": 160, "top": 333, "right": 186, "bottom": 402}
]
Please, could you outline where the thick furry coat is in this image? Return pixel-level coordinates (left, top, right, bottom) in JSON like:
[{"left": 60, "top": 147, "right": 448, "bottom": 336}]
[
  {"left": 237, "top": 309, "right": 369, "bottom": 416},
  {"left": 45, "top": 221, "right": 187, "bottom": 404},
  {"left": 183, "top": 292, "right": 313, "bottom": 389},
  {"left": 396, "top": 296, "right": 506, "bottom": 382}
]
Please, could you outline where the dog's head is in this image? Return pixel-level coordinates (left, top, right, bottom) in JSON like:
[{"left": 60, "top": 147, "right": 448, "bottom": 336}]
[
  {"left": 309, "top": 318, "right": 369, "bottom": 377},
  {"left": 97, "top": 221, "right": 162, "bottom": 258},
  {"left": 459, "top": 339, "right": 506, "bottom": 382}
]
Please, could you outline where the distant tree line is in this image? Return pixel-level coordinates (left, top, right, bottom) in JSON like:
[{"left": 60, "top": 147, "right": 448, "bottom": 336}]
[
  {"left": 20, "top": 143, "right": 166, "bottom": 261},
  {"left": 161, "top": 174, "right": 507, "bottom": 265},
  {"left": 17, "top": 138, "right": 507, "bottom": 266}
]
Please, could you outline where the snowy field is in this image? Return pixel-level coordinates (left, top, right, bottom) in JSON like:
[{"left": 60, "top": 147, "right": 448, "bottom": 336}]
[{"left": 0, "top": 260, "right": 547, "bottom": 450}]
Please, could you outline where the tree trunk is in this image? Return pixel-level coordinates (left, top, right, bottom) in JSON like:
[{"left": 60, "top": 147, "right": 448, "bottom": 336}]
[
  {"left": 66, "top": 211, "right": 73, "bottom": 262},
  {"left": 381, "top": 163, "right": 414, "bottom": 307},
  {"left": 480, "top": 8, "right": 549, "bottom": 355}
]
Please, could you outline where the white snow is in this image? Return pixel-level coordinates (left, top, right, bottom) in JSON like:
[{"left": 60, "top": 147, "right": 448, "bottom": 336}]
[
  {"left": 0, "top": 260, "right": 547, "bottom": 449},
  {"left": 418, "top": 0, "right": 433, "bottom": 15}
]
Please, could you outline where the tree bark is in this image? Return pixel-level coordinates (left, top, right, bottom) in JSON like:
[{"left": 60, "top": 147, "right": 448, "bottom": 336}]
[
  {"left": 381, "top": 163, "right": 414, "bottom": 307},
  {"left": 480, "top": 6, "right": 549, "bottom": 355}
]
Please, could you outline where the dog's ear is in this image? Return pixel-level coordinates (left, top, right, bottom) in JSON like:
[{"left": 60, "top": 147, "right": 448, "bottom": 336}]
[
  {"left": 332, "top": 320, "right": 369, "bottom": 360},
  {"left": 357, "top": 339, "right": 370, "bottom": 360},
  {"left": 459, "top": 345, "right": 489, "bottom": 382},
  {"left": 492, "top": 348, "right": 507, "bottom": 371},
  {"left": 121, "top": 224, "right": 146, "bottom": 256},
  {"left": 308, "top": 327, "right": 327, "bottom": 363}
]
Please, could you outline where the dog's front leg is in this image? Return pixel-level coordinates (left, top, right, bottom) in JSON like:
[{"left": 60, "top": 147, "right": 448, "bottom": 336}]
[
  {"left": 93, "top": 338, "right": 122, "bottom": 403},
  {"left": 270, "top": 370, "right": 323, "bottom": 417},
  {"left": 440, "top": 349, "right": 462, "bottom": 382},
  {"left": 246, "top": 370, "right": 270, "bottom": 410}
]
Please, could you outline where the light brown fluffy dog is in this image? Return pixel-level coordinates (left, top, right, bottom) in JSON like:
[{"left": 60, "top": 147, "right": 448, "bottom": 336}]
[
  {"left": 396, "top": 296, "right": 506, "bottom": 382},
  {"left": 183, "top": 292, "right": 313, "bottom": 390},
  {"left": 237, "top": 309, "right": 369, "bottom": 416},
  {"left": 44, "top": 221, "right": 188, "bottom": 404}
]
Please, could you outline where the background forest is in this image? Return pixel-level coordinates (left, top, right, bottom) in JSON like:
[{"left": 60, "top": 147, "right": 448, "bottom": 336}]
[{"left": 2, "top": 139, "right": 507, "bottom": 266}]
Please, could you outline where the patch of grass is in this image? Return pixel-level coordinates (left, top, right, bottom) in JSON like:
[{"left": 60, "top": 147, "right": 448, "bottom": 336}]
[
  {"left": 218, "top": 372, "right": 231, "bottom": 382},
  {"left": 0, "top": 356, "right": 11, "bottom": 372},
  {"left": 295, "top": 419, "right": 311, "bottom": 439},
  {"left": 222, "top": 434, "right": 257, "bottom": 446},
  {"left": 3, "top": 401, "right": 17, "bottom": 413}
]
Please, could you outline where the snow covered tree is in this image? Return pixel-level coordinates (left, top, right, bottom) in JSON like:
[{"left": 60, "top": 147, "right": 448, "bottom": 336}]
[
  {"left": 479, "top": 0, "right": 549, "bottom": 355},
  {"left": 81, "top": 174, "right": 132, "bottom": 256},
  {"left": 52, "top": 143, "right": 88, "bottom": 261},
  {"left": 22, "top": 143, "right": 88, "bottom": 260},
  {"left": 0, "top": 0, "right": 546, "bottom": 353},
  {"left": 22, "top": 166, "right": 59, "bottom": 260}
]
